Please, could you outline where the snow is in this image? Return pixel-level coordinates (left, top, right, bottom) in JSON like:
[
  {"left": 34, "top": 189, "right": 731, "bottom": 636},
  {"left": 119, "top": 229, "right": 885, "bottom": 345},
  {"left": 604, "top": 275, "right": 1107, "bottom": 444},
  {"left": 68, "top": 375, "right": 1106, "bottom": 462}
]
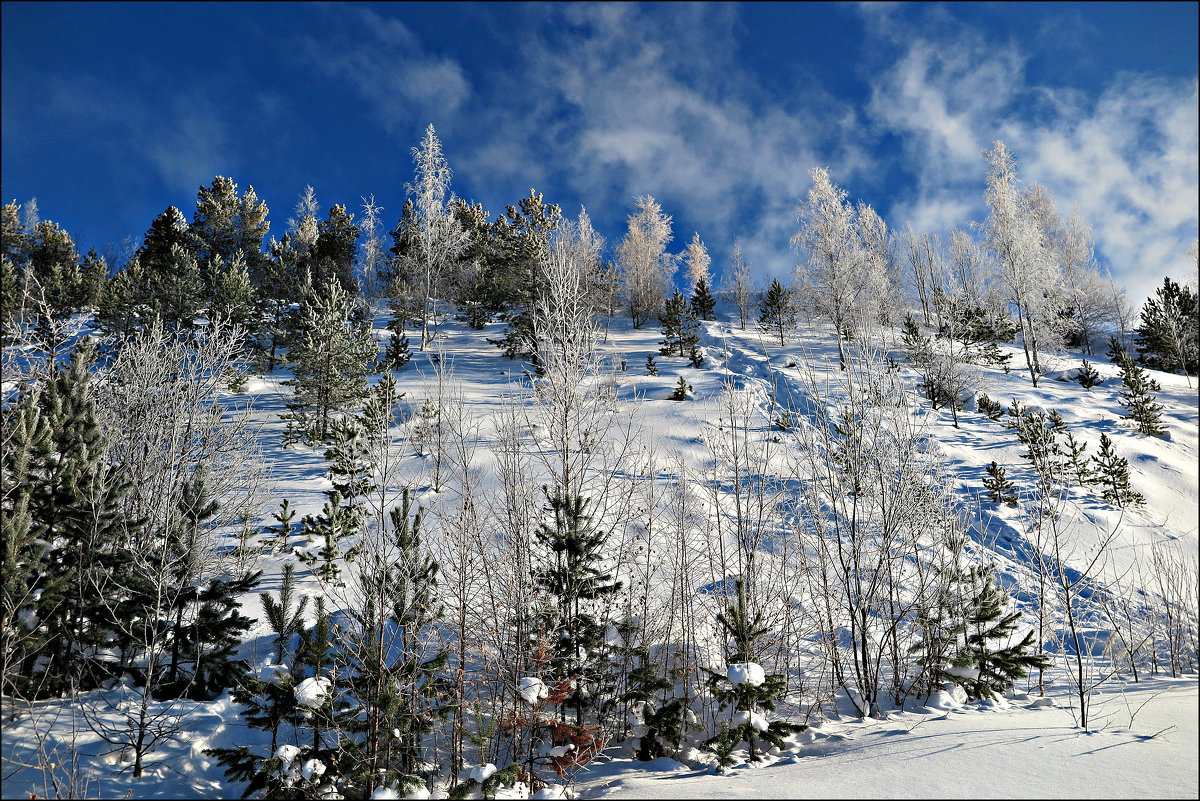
[
  {"left": 294, "top": 676, "right": 332, "bottom": 709},
  {"left": 1, "top": 301, "right": 1195, "bottom": 800},
  {"left": 274, "top": 743, "right": 301, "bottom": 768},
  {"left": 519, "top": 676, "right": 550, "bottom": 704},
  {"left": 576, "top": 676, "right": 1199, "bottom": 799},
  {"left": 727, "top": 662, "right": 766, "bottom": 687},
  {"left": 470, "top": 763, "right": 498, "bottom": 782}
]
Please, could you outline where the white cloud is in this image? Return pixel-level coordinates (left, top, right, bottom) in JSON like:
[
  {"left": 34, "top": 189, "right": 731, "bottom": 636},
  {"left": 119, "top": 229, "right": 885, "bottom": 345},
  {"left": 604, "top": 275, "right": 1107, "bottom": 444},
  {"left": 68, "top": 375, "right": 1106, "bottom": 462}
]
[
  {"left": 298, "top": 6, "right": 470, "bottom": 133},
  {"left": 453, "top": 3, "right": 869, "bottom": 286},
  {"left": 44, "top": 75, "right": 233, "bottom": 200},
  {"left": 863, "top": 12, "right": 1199, "bottom": 307}
]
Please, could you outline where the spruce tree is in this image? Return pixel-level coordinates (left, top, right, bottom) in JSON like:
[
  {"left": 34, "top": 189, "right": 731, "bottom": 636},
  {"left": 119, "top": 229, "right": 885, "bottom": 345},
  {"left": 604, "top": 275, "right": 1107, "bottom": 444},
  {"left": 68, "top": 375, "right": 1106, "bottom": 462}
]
[
  {"left": 1076, "top": 359, "right": 1103, "bottom": 390},
  {"left": 533, "top": 488, "right": 623, "bottom": 725},
  {"left": 1091, "top": 433, "right": 1145, "bottom": 508},
  {"left": 343, "top": 489, "right": 451, "bottom": 789},
  {"left": 757, "top": 278, "right": 795, "bottom": 346},
  {"left": 1117, "top": 357, "right": 1166, "bottom": 436},
  {"left": 22, "top": 341, "right": 136, "bottom": 694},
  {"left": 981, "top": 462, "right": 1018, "bottom": 506},
  {"left": 689, "top": 277, "right": 716, "bottom": 321},
  {"left": 1, "top": 384, "right": 53, "bottom": 697},
  {"left": 1135, "top": 276, "right": 1199, "bottom": 375},
  {"left": 703, "top": 580, "right": 800, "bottom": 764},
  {"left": 949, "top": 565, "right": 1049, "bottom": 700},
  {"left": 282, "top": 277, "right": 377, "bottom": 444},
  {"left": 659, "top": 289, "right": 700, "bottom": 357},
  {"left": 645, "top": 353, "right": 658, "bottom": 376},
  {"left": 670, "top": 376, "right": 690, "bottom": 400}
]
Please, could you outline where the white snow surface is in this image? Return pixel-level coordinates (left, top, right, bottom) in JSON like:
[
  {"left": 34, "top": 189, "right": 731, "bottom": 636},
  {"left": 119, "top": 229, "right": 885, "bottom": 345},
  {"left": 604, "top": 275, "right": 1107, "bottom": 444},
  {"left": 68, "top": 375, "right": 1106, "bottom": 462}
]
[
  {"left": 519, "top": 676, "right": 550, "bottom": 705},
  {"left": 728, "top": 662, "right": 766, "bottom": 687},
  {"left": 1, "top": 302, "right": 1196, "bottom": 799},
  {"left": 294, "top": 676, "right": 332, "bottom": 709}
]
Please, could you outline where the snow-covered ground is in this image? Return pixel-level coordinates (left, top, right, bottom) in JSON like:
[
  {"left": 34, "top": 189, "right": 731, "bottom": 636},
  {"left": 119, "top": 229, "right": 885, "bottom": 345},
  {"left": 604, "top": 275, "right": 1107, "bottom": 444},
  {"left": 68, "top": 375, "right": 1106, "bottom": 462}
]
[{"left": 2, "top": 302, "right": 1197, "bottom": 799}]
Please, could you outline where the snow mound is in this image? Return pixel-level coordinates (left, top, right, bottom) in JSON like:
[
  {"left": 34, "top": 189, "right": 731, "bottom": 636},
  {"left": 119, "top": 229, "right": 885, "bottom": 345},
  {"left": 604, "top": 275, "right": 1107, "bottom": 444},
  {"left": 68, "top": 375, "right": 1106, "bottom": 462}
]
[
  {"left": 294, "top": 676, "right": 332, "bottom": 709},
  {"left": 728, "top": 662, "right": 766, "bottom": 686},
  {"left": 519, "top": 676, "right": 549, "bottom": 704}
]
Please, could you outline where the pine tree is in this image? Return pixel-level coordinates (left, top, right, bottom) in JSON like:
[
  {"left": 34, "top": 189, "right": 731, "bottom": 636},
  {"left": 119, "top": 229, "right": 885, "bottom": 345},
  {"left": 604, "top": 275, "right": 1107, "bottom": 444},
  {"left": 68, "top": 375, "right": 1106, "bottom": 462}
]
[
  {"left": 1013, "top": 408, "right": 1064, "bottom": 483},
  {"left": 1076, "top": 359, "right": 1103, "bottom": 390},
  {"left": 670, "top": 376, "right": 690, "bottom": 401},
  {"left": 207, "top": 564, "right": 309, "bottom": 798},
  {"left": 343, "top": 489, "right": 451, "bottom": 788},
  {"left": 213, "top": 250, "right": 257, "bottom": 331},
  {"left": 704, "top": 580, "right": 800, "bottom": 765},
  {"left": 283, "top": 278, "right": 377, "bottom": 444},
  {"left": 306, "top": 204, "right": 361, "bottom": 294},
  {"left": 975, "top": 393, "right": 1004, "bottom": 422},
  {"left": 533, "top": 488, "right": 623, "bottom": 725},
  {"left": 658, "top": 289, "right": 700, "bottom": 357},
  {"left": 645, "top": 353, "right": 658, "bottom": 376},
  {"left": 191, "top": 176, "right": 271, "bottom": 283},
  {"left": 1061, "top": 431, "right": 1094, "bottom": 487},
  {"left": 264, "top": 499, "right": 298, "bottom": 553},
  {"left": 380, "top": 329, "right": 412, "bottom": 372},
  {"left": 1117, "top": 357, "right": 1166, "bottom": 436},
  {"left": 757, "top": 278, "right": 795, "bottom": 347},
  {"left": 949, "top": 565, "right": 1050, "bottom": 700},
  {"left": 1135, "top": 276, "right": 1199, "bottom": 375},
  {"left": 613, "top": 615, "right": 683, "bottom": 761},
  {"left": 145, "top": 243, "right": 205, "bottom": 331},
  {"left": 1106, "top": 335, "right": 1128, "bottom": 365},
  {"left": 21, "top": 341, "right": 137, "bottom": 694},
  {"left": 1091, "top": 433, "right": 1145, "bottom": 508},
  {"left": 982, "top": 462, "right": 1018, "bottom": 506},
  {"left": 296, "top": 492, "right": 360, "bottom": 584},
  {"left": 1, "top": 384, "right": 53, "bottom": 698},
  {"left": 689, "top": 277, "right": 716, "bottom": 321}
]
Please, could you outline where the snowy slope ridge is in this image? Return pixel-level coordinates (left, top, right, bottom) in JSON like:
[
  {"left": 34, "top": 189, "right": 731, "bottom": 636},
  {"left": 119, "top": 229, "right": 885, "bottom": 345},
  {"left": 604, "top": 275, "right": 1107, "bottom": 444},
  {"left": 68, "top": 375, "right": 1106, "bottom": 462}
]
[{"left": 2, "top": 302, "right": 1197, "bottom": 800}]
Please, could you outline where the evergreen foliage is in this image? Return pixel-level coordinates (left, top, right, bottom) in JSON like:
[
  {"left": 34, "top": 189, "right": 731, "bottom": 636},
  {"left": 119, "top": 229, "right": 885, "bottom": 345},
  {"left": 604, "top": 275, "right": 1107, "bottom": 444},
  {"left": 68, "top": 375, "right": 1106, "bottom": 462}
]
[
  {"left": 282, "top": 277, "right": 377, "bottom": 444},
  {"left": 1117, "top": 357, "right": 1166, "bottom": 436},
  {"left": 645, "top": 353, "right": 658, "bottom": 376},
  {"left": 1090, "top": 433, "right": 1145, "bottom": 508},
  {"left": 981, "top": 461, "right": 1018, "bottom": 506},
  {"left": 1075, "top": 359, "right": 1103, "bottom": 390},
  {"left": 703, "top": 580, "right": 801, "bottom": 764},
  {"left": 756, "top": 278, "right": 796, "bottom": 346},
  {"left": 689, "top": 277, "right": 716, "bottom": 321},
  {"left": 343, "top": 489, "right": 452, "bottom": 788},
  {"left": 658, "top": 289, "right": 700, "bottom": 357},
  {"left": 976, "top": 393, "right": 1004, "bottom": 421},
  {"left": 533, "top": 488, "right": 623, "bottom": 724},
  {"left": 947, "top": 565, "right": 1050, "bottom": 700},
  {"left": 670, "top": 376, "right": 690, "bottom": 401},
  {"left": 1135, "top": 276, "right": 1199, "bottom": 375}
]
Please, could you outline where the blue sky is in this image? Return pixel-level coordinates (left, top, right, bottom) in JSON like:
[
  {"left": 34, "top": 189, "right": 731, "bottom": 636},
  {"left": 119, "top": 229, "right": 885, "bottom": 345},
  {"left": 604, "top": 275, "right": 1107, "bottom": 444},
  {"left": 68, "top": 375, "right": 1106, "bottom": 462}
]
[{"left": 3, "top": 2, "right": 1197, "bottom": 304}]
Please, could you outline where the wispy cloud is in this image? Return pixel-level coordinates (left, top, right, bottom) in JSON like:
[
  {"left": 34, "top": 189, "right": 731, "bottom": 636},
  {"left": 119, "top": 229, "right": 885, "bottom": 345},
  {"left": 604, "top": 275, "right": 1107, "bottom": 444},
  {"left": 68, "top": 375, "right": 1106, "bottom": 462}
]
[
  {"left": 862, "top": 7, "right": 1199, "bottom": 304},
  {"left": 43, "top": 74, "right": 234, "bottom": 201},
  {"left": 297, "top": 6, "right": 470, "bottom": 134},
  {"left": 456, "top": 3, "right": 870, "bottom": 283}
]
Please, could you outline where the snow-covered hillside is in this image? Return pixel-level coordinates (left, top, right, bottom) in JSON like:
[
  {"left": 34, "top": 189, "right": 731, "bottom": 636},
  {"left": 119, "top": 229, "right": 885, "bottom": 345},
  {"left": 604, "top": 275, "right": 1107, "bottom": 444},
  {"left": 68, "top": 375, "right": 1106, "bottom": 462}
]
[{"left": 3, "top": 302, "right": 1197, "bottom": 800}]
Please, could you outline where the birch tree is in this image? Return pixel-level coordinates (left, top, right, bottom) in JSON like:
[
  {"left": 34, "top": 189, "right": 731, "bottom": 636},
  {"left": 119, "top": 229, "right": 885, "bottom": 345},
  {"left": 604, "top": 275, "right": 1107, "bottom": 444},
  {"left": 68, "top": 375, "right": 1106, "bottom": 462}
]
[
  {"left": 981, "top": 142, "right": 1065, "bottom": 386},
  {"left": 400, "top": 124, "right": 470, "bottom": 348},
  {"left": 618, "top": 196, "right": 674, "bottom": 329},
  {"left": 722, "top": 243, "right": 754, "bottom": 331}
]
